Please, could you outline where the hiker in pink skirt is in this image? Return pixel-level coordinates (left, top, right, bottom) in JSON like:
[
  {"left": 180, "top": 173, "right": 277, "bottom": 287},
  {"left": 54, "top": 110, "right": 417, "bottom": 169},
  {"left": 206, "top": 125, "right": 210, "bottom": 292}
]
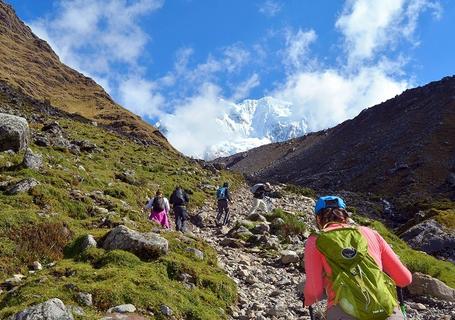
[{"left": 144, "top": 190, "right": 170, "bottom": 228}]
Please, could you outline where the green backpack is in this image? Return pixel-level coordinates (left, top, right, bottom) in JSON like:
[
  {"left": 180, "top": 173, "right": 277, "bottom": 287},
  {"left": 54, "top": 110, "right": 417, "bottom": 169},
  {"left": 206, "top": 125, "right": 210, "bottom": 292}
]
[{"left": 315, "top": 227, "right": 398, "bottom": 320}]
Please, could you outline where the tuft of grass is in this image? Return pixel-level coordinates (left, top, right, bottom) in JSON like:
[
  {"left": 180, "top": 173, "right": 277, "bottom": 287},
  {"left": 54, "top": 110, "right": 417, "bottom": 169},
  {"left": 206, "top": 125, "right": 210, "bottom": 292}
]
[
  {"left": 267, "top": 208, "right": 308, "bottom": 239},
  {"left": 283, "top": 184, "right": 316, "bottom": 198}
]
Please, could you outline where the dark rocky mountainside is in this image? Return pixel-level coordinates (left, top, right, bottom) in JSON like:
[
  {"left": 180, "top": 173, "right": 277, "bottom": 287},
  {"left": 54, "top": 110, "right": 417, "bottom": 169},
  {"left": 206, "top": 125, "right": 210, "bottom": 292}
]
[
  {"left": 0, "top": 1, "right": 172, "bottom": 150},
  {"left": 215, "top": 76, "right": 455, "bottom": 201}
]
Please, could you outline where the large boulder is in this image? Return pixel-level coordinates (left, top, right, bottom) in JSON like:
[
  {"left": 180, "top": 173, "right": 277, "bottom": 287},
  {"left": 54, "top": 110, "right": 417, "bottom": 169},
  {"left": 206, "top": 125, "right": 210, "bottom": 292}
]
[
  {"left": 102, "top": 225, "right": 168, "bottom": 260},
  {"left": 0, "top": 113, "right": 29, "bottom": 152},
  {"left": 401, "top": 219, "right": 455, "bottom": 260},
  {"left": 9, "top": 298, "right": 73, "bottom": 320},
  {"left": 408, "top": 273, "right": 455, "bottom": 302}
]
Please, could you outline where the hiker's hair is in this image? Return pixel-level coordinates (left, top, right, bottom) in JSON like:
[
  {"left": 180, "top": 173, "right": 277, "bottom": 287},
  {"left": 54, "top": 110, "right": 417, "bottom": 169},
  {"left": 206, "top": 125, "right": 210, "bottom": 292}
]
[
  {"left": 155, "top": 190, "right": 163, "bottom": 196},
  {"left": 317, "top": 208, "right": 349, "bottom": 228}
]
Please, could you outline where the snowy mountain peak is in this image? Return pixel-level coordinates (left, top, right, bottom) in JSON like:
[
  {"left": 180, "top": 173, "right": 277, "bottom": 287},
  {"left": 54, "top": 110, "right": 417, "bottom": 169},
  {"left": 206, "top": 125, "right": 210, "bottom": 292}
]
[{"left": 205, "top": 96, "right": 308, "bottom": 159}]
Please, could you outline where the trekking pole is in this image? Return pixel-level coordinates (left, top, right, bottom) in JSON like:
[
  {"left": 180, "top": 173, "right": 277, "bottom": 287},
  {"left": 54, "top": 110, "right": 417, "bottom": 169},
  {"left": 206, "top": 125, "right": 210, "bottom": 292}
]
[
  {"left": 397, "top": 287, "right": 407, "bottom": 319},
  {"left": 309, "top": 305, "right": 315, "bottom": 320}
]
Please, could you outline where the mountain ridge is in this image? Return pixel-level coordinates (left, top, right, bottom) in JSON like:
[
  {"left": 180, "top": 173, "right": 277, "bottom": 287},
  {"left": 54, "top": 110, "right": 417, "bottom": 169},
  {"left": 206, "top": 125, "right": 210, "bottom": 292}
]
[
  {"left": 214, "top": 75, "right": 455, "bottom": 201},
  {"left": 0, "top": 0, "right": 173, "bottom": 150}
]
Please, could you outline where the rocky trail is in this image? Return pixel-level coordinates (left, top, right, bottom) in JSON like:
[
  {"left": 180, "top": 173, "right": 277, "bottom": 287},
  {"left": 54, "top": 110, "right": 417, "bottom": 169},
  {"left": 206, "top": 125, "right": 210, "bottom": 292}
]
[{"left": 191, "top": 185, "right": 455, "bottom": 320}]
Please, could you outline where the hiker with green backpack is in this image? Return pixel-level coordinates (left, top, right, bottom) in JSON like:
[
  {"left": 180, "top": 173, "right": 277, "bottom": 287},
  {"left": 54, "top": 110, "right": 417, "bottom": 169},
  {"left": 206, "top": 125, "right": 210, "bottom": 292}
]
[{"left": 303, "top": 196, "right": 412, "bottom": 320}]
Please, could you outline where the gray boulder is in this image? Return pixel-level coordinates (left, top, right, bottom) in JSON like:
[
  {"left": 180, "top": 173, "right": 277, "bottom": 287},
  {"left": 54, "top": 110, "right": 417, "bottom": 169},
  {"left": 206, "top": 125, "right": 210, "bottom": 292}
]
[
  {"left": 186, "top": 247, "right": 204, "bottom": 261},
  {"left": 9, "top": 298, "right": 73, "bottom": 320},
  {"left": 408, "top": 272, "right": 455, "bottom": 302},
  {"left": 6, "top": 178, "right": 39, "bottom": 195},
  {"left": 0, "top": 113, "right": 29, "bottom": 152},
  {"left": 107, "top": 304, "right": 136, "bottom": 313},
  {"left": 102, "top": 225, "right": 168, "bottom": 260},
  {"left": 22, "top": 148, "right": 43, "bottom": 170},
  {"left": 80, "top": 235, "right": 97, "bottom": 251},
  {"left": 280, "top": 250, "right": 300, "bottom": 265},
  {"left": 401, "top": 219, "right": 455, "bottom": 260}
]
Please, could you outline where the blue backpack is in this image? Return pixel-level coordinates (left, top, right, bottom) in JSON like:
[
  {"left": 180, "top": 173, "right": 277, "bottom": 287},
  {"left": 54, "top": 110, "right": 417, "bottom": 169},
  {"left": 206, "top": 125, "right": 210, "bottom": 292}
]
[{"left": 216, "top": 187, "right": 227, "bottom": 200}]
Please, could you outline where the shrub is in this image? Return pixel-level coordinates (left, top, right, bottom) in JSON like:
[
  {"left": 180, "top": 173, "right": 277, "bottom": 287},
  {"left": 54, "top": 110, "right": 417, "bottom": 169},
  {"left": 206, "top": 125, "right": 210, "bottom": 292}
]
[
  {"left": 95, "top": 250, "right": 141, "bottom": 268},
  {"left": 268, "top": 208, "right": 308, "bottom": 239},
  {"left": 283, "top": 184, "right": 316, "bottom": 198},
  {"left": 8, "top": 221, "right": 72, "bottom": 265}
]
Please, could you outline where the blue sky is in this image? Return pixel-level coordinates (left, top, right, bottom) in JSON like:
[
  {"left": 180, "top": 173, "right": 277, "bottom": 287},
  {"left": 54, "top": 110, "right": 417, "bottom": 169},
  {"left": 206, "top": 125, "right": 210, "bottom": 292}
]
[{"left": 7, "top": 0, "right": 455, "bottom": 157}]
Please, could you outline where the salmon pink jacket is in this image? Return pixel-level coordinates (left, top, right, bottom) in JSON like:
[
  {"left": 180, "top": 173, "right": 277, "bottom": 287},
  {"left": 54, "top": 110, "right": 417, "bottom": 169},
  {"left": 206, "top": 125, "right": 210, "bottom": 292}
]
[{"left": 303, "top": 223, "right": 412, "bottom": 307}]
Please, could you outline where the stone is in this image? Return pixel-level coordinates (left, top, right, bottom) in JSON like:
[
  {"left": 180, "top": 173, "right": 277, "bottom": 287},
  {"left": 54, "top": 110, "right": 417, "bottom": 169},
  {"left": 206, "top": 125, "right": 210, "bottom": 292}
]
[
  {"left": 22, "top": 148, "right": 43, "bottom": 170},
  {"left": 80, "top": 234, "right": 97, "bottom": 250},
  {"left": 0, "top": 113, "right": 29, "bottom": 152},
  {"left": 5, "top": 178, "right": 39, "bottom": 195},
  {"left": 280, "top": 250, "right": 300, "bottom": 265},
  {"left": 160, "top": 305, "right": 173, "bottom": 316},
  {"left": 102, "top": 225, "right": 169, "bottom": 260},
  {"left": 186, "top": 247, "right": 204, "bottom": 260},
  {"left": 231, "top": 226, "right": 254, "bottom": 240},
  {"left": 408, "top": 273, "right": 455, "bottom": 302},
  {"left": 252, "top": 223, "right": 270, "bottom": 234},
  {"left": 247, "top": 213, "right": 267, "bottom": 222},
  {"left": 401, "top": 220, "right": 455, "bottom": 260},
  {"left": 31, "top": 261, "right": 43, "bottom": 271},
  {"left": 108, "top": 304, "right": 137, "bottom": 314},
  {"left": 75, "top": 292, "right": 93, "bottom": 306},
  {"left": 8, "top": 298, "right": 73, "bottom": 320}
]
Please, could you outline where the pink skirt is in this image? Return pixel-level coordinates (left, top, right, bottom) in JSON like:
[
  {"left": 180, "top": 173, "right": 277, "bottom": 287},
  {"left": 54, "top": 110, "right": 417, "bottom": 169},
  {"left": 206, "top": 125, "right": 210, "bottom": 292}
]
[{"left": 149, "top": 210, "right": 170, "bottom": 228}]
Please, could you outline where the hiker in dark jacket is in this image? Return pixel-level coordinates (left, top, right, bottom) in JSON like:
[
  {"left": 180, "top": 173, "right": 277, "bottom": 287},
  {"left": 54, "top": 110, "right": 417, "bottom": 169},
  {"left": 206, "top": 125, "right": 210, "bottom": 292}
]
[
  {"left": 169, "top": 186, "right": 190, "bottom": 232},
  {"left": 248, "top": 182, "right": 272, "bottom": 215},
  {"left": 215, "top": 182, "right": 232, "bottom": 226}
]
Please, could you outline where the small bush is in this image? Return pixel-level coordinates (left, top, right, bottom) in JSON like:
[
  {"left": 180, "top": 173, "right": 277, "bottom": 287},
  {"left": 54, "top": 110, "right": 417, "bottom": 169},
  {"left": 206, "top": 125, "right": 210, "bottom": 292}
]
[
  {"left": 268, "top": 208, "right": 308, "bottom": 239},
  {"left": 8, "top": 221, "right": 72, "bottom": 265},
  {"left": 283, "top": 184, "right": 316, "bottom": 198},
  {"left": 95, "top": 250, "right": 141, "bottom": 268}
]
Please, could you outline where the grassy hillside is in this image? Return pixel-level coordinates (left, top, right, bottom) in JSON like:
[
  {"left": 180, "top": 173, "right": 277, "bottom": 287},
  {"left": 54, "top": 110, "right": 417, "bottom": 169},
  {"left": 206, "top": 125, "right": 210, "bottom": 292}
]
[{"left": 0, "top": 88, "right": 242, "bottom": 318}]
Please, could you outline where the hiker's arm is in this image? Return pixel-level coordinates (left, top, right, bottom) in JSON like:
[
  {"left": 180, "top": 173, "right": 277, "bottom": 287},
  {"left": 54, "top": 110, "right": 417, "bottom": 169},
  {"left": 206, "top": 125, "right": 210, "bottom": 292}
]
[
  {"left": 144, "top": 199, "right": 153, "bottom": 210},
  {"left": 226, "top": 189, "right": 232, "bottom": 202},
  {"left": 378, "top": 233, "right": 412, "bottom": 287},
  {"left": 164, "top": 198, "right": 170, "bottom": 213},
  {"left": 303, "top": 236, "right": 325, "bottom": 306}
]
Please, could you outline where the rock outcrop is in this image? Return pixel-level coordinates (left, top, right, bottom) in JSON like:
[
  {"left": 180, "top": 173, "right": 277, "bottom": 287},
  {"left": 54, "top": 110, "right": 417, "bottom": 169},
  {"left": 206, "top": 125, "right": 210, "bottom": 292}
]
[
  {"left": 8, "top": 298, "right": 73, "bottom": 320},
  {"left": 0, "top": 113, "right": 29, "bottom": 152},
  {"left": 102, "top": 225, "right": 168, "bottom": 260}
]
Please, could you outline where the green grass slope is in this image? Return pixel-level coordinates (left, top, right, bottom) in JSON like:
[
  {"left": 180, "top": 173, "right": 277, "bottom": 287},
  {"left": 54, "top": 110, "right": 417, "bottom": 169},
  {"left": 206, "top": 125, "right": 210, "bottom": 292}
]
[{"left": 0, "top": 92, "right": 242, "bottom": 318}]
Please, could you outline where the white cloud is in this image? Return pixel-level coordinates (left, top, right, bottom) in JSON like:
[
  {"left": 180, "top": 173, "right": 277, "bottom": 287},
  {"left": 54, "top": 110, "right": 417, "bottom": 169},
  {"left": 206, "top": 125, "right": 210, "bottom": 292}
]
[
  {"left": 283, "top": 29, "right": 317, "bottom": 70},
  {"left": 118, "top": 77, "right": 164, "bottom": 118},
  {"left": 231, "top": 74, "right": 260, "bottom": 101},
  {"left": 273, "top": 67, "right": 408, "bottom": 132},
  {"left": 336, "top": 0, "right": 442, "bottom": 65},
  {"left": 161, "top": 83, "right": 232, "bottom": 158},
  {"left": 259, "top": 0, "right": 282, "bottom": 17}
]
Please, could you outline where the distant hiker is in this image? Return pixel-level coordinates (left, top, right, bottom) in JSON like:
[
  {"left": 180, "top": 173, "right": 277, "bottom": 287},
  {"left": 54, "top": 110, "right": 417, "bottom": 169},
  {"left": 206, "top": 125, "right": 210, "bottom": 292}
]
[
  {"left": 248, "top": 182, "right": 272, "bottom": 215},
  {"left": 215, "top": 182, "right": 232, "bottom": 226},
  {"left": 144, "top": 190, "right": 170, "bottom": 229},
  {"left": 303, "top": 196, "right": 412, "bottom": 320},
  {"left": 169, "top": 186, "right": 190, "bottom": 232}
]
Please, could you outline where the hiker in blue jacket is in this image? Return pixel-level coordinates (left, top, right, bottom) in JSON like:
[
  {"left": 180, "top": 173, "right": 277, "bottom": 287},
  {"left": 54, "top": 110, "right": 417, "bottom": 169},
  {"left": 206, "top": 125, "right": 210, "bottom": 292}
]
[{"left": 215, "top": 182, "right": 232, "bottom": 226}]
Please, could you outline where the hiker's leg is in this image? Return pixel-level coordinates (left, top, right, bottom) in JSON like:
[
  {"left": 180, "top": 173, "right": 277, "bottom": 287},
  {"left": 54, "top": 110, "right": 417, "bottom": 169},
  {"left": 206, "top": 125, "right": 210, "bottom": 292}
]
[
  {"left": 175, "top": 207, "right": 183, "bottom": 231},
  {"left": 223, "top": 203, "right": 230, "bottom": 225},
  {"left": 216, "top": 201, "right": 223, "bottom": 225},
  {"left": 180, "top": 207, "right": 187, "bottom": 232},
  {"left": 248, "top": 198, "right": 260, "bottom": 215},
  {"left": 326, "top": 305, "right": 357, "bottom": 320}
]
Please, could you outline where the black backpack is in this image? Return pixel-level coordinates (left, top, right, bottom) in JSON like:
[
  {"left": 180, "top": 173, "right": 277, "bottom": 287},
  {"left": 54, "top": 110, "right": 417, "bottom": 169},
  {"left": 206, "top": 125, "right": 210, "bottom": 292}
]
[
  {"left": 153, "top": 197, "right": 165, "bottom": 211},
  {"left": 173, "top": 189, "right": 186, "bottom": 206}
]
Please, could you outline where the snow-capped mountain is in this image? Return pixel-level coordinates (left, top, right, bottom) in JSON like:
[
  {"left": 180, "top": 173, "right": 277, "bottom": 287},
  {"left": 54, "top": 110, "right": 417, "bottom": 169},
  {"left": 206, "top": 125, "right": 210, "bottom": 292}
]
[{"left": 204, "top": 96, "right": 308, "bottom": 159}]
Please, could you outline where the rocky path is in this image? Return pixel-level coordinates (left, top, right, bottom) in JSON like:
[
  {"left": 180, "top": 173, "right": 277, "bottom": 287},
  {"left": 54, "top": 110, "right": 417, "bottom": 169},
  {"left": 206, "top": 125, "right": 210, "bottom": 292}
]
[{"left": 191, "top": 185, "right": 455, "bottom": 320}]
